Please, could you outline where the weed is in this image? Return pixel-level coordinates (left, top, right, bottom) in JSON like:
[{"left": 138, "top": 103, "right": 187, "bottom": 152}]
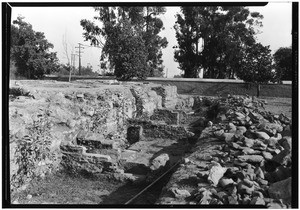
[{"left": 11, "top": 113, "right": 59, "bottom": 192}]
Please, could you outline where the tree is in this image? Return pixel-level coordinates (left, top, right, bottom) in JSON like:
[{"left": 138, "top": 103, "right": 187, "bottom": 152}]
[
  {"left": 104, "top": 19, "right": 149, "bottom": 80},
  {"left": 10, "top": 16, "right": 58, "bottom": 79},
  {"left": 273, "top": 47, "right": 292, "bottom": 81},
  {"left": 80, "top": 6, "right": 168, "bottom": 79},
  {"left": 236, "top": 43, "right": 275, "bottom": 97},
  {"left": 174, "top": 6, "right": 263, "bottom": 78}
]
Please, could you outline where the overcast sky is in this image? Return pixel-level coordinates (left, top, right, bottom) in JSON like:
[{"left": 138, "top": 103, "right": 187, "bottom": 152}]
[{"left": 11, "top": 3, "right": 292, "bottom": 77}]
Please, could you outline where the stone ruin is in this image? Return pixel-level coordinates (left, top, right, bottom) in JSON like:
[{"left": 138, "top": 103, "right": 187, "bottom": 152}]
[
  {"left": 9, "top": 80, "right": 195, "bottom": 185},
  {"left": 9, "top": 80, "right": 293, "bottom": 207}
]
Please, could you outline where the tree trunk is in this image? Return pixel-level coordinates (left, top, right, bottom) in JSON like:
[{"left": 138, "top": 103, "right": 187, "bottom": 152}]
[{"left": 256, "top": 84, "right": 261, "bottom": 97}]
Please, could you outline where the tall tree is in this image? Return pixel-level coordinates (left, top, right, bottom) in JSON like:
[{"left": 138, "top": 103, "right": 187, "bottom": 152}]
[
  {"left": 273, "top": 47, "right": 292, "bottom": 81},
  {"left": 80, "top": 6, "right": 168, "bottom": 78},
  {"left": 236, "top": 43, "right": 275, "bottom": 97},
  {"left": 10, "top": 16, "right": 58, "bottom": 79},
  {"left": 174, "top": 6, "right": 263, "bottom": 78}
]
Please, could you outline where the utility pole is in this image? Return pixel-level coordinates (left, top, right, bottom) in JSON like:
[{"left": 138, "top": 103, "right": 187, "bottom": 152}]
[
  {"left": 69, "top": 53, "right": 77, "bottom": 82},
  {"left": 75, "top": 43, "right": 84, "bottom": 75}
]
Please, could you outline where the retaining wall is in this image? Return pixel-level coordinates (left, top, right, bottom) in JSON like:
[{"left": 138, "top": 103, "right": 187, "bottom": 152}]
[{"left": 44, "top": 75, "right": 292, "bottom": 98}]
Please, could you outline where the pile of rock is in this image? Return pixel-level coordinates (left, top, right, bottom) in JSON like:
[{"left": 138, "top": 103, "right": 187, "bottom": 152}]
[{"left": 157, "top": 95, "right": 292, "bottom": 207}]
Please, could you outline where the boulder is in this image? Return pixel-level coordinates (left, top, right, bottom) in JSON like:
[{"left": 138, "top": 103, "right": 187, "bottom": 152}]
[
  {"left": 150, "top": 153, "right": 170, "bottom": 171},
  {"left": 207, "top": 163, "right": 228, "bottom": 186}
]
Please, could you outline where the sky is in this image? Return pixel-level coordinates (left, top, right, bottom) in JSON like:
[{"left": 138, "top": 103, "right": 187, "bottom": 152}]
[{"left": 10, "top": 2, "right": 292, "bottom": 78}]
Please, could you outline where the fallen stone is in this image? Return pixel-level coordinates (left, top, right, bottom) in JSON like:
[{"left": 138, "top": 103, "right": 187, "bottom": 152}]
[
  {"left": 256, "top": 178, "right": 268, "bottom": 186},
  {"left": 242, "top": 195, "right": 251, "bottom": 205},
  {"left": 237, "top": 181, "right": 255, "bottom": 195},
  {"left": 221, "top": 133, "right": 235, "bottom": 143},
  {"left": 227, "top": 123, "right": 237, "bottom": 133},
  {"left": 233, "top": 159, "right": 248, "bottom": 167},
  {"left": 268, "top": 177, "right": 291, "bottom": 203},
  {"left": 266, "top": 137, "right": 279, "bottom": 148},
  {"left": 278, "top": 113, "right": 290, "bottom": 124},
  {"left": 196, "top": 189, "right": 212, "bottom": 204},
  {"left": 170, "top": 188, "right": 191, "bottom": 199},
  {"left": 243, "top": 138, "right": 255, "bottom": 148},
  {"left": 254, "top": 167, "right": 265, "bottom": 179},
  {"left": 234, "top": 130, "right": 245, "bottom": 141},
  {"left": 253, "top": 190, "right": 264, "bottom": 198},
  {"left": 214, "top": 129, "right": 224, "bottom": 138},
  {"left": 227, "top": 195, "right": 239, "bottom": 205},
  {"left": 219, "top": 178, "right": 235, "bottom": 188},
  {"left": 252, "top": 141, "right": 268, "bottom": 151},
  {"left": 216, "top": 191, "right": 228, "bottom": 203},
  {"left": 238, "top": 155, "right": 264, "bottom": 163},
  {"left": 248, "top": 111, "right": 264, "bottom": 122},
  {"left": 255, "top": 131, "right": 270, "bottom": 140},
  {"left": 242, "top": 148, "right": 261, "bottom": 155},
  {"left": 243, "top": 178, "right": 254, "bottom": 188},
  {"left": 278, "top": 136, "right": 292, "bottom": 152},
  {"left": 230, "top": 142, "right": 241, "bottom": 150},
  {"left": 257, "top": 122, "right": 283, "bottom": 136},
  {"left": 281, "top": 125, "right": 291, "bottom": 137},
  {"left": 207, "top": 163, "right": 228, "bottom": 186},
  {"left": 150, "top": 153, "right": 170, "bottom": 171},
  {"left": 250, "top": 196, "right": 265, "bottom": 205},
  {"left": 237, "top": 126, "right": 247, "bottom": 134}
]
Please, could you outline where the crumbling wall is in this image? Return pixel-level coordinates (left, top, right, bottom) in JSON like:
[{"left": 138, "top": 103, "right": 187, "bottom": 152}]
[{"left": 9, "top": 80, "right": 183, "bottom": 188}]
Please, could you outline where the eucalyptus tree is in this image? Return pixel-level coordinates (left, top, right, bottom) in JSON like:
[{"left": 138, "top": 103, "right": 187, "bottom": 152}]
[
  {"left": 80, "top": 6, "right": 168, "bottom": 79},
  {"left": 174, "top": 6, "right": 263, "bottom": 78}
]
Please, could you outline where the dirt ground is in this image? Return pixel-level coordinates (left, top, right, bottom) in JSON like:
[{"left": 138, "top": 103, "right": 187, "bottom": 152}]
[{"left": 261, "top": 97, "right": 292, "bottom": 119}]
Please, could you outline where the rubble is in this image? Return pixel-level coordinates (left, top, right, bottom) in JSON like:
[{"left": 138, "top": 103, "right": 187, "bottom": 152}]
[{"left": 157, "top": 95, "right": 292, "bottom": 207}]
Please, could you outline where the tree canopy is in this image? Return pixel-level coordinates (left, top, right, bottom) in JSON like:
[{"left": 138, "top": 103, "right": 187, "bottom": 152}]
[
  {"left": 10, "top": 16, "right": 58, "bottom": 79},
  {"left": 80, "top": 6, "right": 168, "bottom": 80},
  {"left": 236, "top": 43, "right": 275, "bottom": 97},
  {"left": 174, "top": 6, "right": 263, "bottom": 78},
  {"left": 273, "top": 47, "right": 292, "bottom": 81}
]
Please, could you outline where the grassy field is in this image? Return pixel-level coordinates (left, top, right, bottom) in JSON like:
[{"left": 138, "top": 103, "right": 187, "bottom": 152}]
[{"left": 152, "top": 81, "right": 292, "bottom": 98}]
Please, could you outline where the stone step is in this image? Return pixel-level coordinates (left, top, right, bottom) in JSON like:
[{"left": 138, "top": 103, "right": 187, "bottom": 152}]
[{"left": 77, "top": 131, "right": 123, "bottom": 150}]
